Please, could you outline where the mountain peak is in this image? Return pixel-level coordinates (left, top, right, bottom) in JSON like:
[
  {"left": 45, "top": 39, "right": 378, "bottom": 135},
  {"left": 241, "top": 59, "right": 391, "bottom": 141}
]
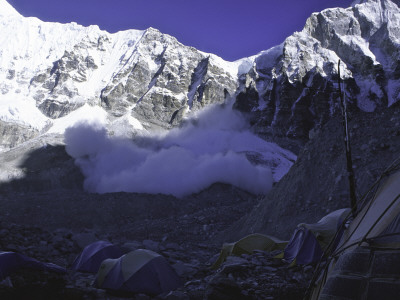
[
  {"left": 0, "top": 0, "right": 21, "bottom": 18},
  {"left": 352, "top": 0, "right": 400, "bottom": 6}
]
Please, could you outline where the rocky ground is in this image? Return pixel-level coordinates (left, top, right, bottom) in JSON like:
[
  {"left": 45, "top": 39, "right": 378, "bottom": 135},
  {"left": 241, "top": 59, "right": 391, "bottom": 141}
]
[
  {"left": 1, "top": 104, "right": 399, "bottom": 299},
  {"left": 4, "top": 103, "right": 398, "bottom": 300},
  {"left": 0, "top": 186, "right": 313, "bottom": 300},
  {"left": 0, "top": 127, "right": 317, "bottom": 299},
  {"left": 228, "top": 105, "right": 400, "bottom": 241}
]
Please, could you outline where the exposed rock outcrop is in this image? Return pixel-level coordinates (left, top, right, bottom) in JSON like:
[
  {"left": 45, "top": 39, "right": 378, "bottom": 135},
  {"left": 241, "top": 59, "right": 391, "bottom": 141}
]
[
  {"left": 0, "top": 3, "right": 241, "bottom": 149},
  {"left": 234, "top": 0, "right": 400, "bottom": 141}
]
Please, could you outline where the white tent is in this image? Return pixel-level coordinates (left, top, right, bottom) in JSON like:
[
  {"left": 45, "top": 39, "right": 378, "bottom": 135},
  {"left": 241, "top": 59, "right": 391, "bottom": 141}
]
[
  {"left": 310, "top": 159, "right": 400, "bottom": 300},
  {"left": 338, "top": 171, "right": 400, "bottom": 251}
]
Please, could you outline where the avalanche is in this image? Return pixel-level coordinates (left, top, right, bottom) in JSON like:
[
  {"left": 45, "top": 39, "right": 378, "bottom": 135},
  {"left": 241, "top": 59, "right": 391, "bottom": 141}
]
[{"left": 65, "top": 102, "right": 296, "bottom": 197}]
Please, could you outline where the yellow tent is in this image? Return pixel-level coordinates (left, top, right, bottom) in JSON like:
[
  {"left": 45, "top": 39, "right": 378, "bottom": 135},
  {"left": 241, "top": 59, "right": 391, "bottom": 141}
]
[{"left": 211, "top": 233, "right": 287, "bottom": 269}]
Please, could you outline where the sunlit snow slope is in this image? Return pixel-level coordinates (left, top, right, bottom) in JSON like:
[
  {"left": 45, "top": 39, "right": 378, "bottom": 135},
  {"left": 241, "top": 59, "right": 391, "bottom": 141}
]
[
  {"left": 0, "top": 0, "right": 250, "bottom": 149},
  {"left": 0, "top": 0, "right": 297, "bottom": 196}
]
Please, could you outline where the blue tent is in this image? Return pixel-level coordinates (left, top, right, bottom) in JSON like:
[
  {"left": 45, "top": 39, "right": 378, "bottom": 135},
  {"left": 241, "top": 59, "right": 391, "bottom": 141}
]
[
  {"left": 284, "top": 227, "right": 324, "bottom": 265},
  {"left": 284, "top": 208, "right": 350, "bottom": 265},
  {"left": 95, "top": 249, "right": 182, "bottom": 296},
  {"left": 72, "top": 241, "right": 124, "bottom": 273},
  {"left": 0, "top": 251, "right": 66, "bottom": 280}
]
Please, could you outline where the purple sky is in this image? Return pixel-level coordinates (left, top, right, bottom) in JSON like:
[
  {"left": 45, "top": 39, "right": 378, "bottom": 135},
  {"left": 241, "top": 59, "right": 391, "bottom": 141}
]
[{"left": 8, "top": 0, "right": 352, "bottom": 61}]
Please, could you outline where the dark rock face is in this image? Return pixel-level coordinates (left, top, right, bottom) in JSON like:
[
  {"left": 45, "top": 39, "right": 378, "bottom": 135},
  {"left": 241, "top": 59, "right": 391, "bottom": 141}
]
[
  {"left": 221, "top": 0, "right": 400, "bottom": 241},
  {"left": 233, "top": 0, "right": 400, "bottom": 141},
  {"left": 98, "top": 28, "right": 238, "bottom": 130},
  {"left": 27, "top": 27, "right": 238, "bottom": 131},
  {"left": 226, "top": 105, "right": 400, "bottom": 241},
  {"left": 1, "top": 12, "right": 241, "bottom": 150},
  {"left": 31, "top": 51, "right": 99, "bottom": 117},
  {"left": 3, "top": 0, "right": 399, "bottom": 152},
  {"left": 0, "top": 121, "right": 39, "bottom": 150},
  {"left": 6, "top": 69, "right": 15, "bottom": 80},
  {"left": 38, "top": 100, "right": 83, "bottom": 119}
]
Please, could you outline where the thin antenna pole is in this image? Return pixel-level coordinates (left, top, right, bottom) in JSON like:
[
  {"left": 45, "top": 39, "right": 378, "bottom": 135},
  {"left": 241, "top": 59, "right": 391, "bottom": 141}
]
[{"left": 338, "top": 60, "right": 357, "bottom": 217}]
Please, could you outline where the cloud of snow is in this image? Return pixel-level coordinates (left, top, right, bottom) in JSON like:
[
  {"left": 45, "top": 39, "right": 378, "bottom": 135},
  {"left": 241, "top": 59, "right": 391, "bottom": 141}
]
[{"left": 65, "top": 103, "right": 295, "bottom": 198}]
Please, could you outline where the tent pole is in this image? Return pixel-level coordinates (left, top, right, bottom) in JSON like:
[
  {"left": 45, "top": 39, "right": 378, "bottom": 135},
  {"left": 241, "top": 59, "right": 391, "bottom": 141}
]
[{"left": 338, "top": 60, "right": 357, "bottom": 217}]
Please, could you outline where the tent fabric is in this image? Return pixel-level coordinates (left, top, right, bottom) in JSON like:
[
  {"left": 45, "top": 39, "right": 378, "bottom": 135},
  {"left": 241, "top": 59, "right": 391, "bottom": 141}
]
[
  {"left": 339, "top": 171, "right": 400, "bottom": 251},
  {"left": 95, "top": 249, "right": 182, "bottom": 296},
  {"left": 72, "top": 241, "right": 123, "bottom": 273},
  {"left": 0, "top": 251, "right": 66, "bottom": 280},
  {"left": 301, "top": 208, "right": 350, "bottom": 250},
  {"left": 211, "top": 233, "right": 288, "bottom": 269},
  {"left": 284, "top": 227, "right": 323, "bottom": 265},
  {"left": 370, "top": 213, "right": 400, "bottom": 247},
  {"left": 284, "top": 208, "right": 350, "bottom": 265},
  {"left": 309, "top": 161, "right": 400, "bottom": 300}
]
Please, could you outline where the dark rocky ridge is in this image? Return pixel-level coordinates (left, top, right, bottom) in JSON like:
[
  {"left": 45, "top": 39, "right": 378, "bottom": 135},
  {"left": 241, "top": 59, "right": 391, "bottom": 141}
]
[
  {"left": 0, "top": 120, "right": 39, "bottom": 150},
  {"left": 222, "top": 0, "right": 400, "bottom": 240},
  {"left": 227, "top": 104, "right": 400, "bottom": 241},
  {"left": 11, "top": 25, "right": 239, "bottom": 140},
  {"left": 3, "top": 1, "right": 400, "bottom": 151},
  {"left": 234, "top": 0, "right": 400, "bottom": 142},
  {"left": 0, "top": 144, "right": 312, "bottom": 299}
]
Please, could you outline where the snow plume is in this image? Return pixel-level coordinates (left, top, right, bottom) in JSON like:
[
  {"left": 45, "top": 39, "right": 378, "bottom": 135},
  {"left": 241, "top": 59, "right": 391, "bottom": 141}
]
[{"left": 65, "top": 103, "right": 296, "bottom": 198}]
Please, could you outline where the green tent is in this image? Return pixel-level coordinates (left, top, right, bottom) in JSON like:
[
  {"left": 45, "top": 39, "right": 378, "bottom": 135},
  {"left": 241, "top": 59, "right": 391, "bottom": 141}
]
[
  {"left": 95, "top": 249, "right": 182, "bottom": 296},
  {"left": 212, "top": 233, "right": 287, "bottom": 269}
]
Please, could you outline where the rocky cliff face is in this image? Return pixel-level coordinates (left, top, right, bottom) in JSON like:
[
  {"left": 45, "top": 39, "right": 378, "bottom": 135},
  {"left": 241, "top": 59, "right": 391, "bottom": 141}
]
[
  {"left": 1, "top": 0, "right": 399, "bottom": 179},
  {"left": 235, "top": 0, "right": 400, "bottom": 141},
  {"left": 2, "top": 0, "right": 398, "bottom": 151},
  {"left": 0, "top": 0, "right": 243, "bottom": 150},
  {"left": 226, "top": 0, "right": 400, "bottom": 240}
]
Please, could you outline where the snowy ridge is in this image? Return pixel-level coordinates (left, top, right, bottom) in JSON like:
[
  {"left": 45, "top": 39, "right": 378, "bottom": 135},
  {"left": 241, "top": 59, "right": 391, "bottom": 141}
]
[
  {"left": 0, "top": 0, "right": 19, "bottom": 17},
  {"left": 0, "top": 0, "right": 242, "bottom": 139},
  {"left": 236, "top": 0, "right": 400, "bottom": 139},
  {"left": 0, "top": 8, "right": 144, "bottom": 130},
  {"left": 3, "top": 0, "right": 396, "bottom": 143},
  {"left": 0, "top": 0, "right": 298, "bottom": 198},
  {"left": 303, "top": 0, "right": 400, "bottom": 109}
]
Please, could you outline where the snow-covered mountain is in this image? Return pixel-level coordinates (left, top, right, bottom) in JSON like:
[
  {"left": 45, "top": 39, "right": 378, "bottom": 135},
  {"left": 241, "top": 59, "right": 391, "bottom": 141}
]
[
  {"left": 0, "top": 0, "right": 297, "bottom": 197},
  {"left": 1, "top": 0, "right": 399, "bottom": 197},
  {"left": 0, "top": 0, "right": 249, "bottom": 149},
  {"left": 228, "top": 0, "right": 400, "bottom": 239},
  {"left": 1, "top": 0, "right": 399, "bottom": 150},
  {"left": 237, "top": 0, "right": 400, "bottom": 139}
]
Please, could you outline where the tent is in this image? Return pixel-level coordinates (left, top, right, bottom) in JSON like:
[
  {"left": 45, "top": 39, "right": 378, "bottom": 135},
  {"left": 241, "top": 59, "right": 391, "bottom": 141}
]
[
  {"left": 310, "top": 159, "right": 400, "bottom": 299},
  {"left": 338, "top": 170, "right": 400, "bottom": 250},
  {"left": 72, "top": 241, "right": 124, "bottom": 273},
  {"left": 283, "top": 208, "right": 350, "bottom": 265},
  {"left": 0, "top": 251, "right": 66, "bottom": 280},
  {"left": 212, "top": 233, "right": 288, "bottom": 269},
  {"left": 94, "top": 249, "right": 182, "bottom": 296}
]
